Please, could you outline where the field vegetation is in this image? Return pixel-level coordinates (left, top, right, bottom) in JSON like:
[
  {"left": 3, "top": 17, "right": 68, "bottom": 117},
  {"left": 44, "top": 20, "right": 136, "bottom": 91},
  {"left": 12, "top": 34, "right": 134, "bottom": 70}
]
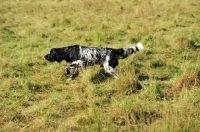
[{"left": 0, "top": 0, "right": 200, "bottom": 131}]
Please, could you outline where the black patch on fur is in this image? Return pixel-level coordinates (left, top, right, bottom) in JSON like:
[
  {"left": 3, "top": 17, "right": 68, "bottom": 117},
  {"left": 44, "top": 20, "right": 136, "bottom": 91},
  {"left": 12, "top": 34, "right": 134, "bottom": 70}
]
[
  {"left": 116, "top": 49, "right": 124, "bottom": 58},
  {"left": 136, "top": 46, "right": 139, "bottom": 51},
  {"left": 109, "top": 50, "right": 119, "bottom": 68},
  {"left": 65, "top": 45, "right": 80, "bottom": 62}
]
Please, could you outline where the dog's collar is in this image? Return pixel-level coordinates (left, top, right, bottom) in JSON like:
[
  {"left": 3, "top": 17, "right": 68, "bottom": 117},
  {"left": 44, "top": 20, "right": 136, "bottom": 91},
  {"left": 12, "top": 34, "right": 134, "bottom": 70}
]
[{"left": 65, "top": 48, "right": 69, "bottom": 59}]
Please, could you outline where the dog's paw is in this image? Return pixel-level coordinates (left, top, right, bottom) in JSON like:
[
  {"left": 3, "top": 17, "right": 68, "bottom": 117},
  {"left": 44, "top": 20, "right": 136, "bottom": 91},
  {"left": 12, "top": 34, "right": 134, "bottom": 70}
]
[
  {"left": 113, "top": 74, "right": 119, "bottom": 79},
  {"left": 67, "top": 78, "right": 72, "bottom": 81}
]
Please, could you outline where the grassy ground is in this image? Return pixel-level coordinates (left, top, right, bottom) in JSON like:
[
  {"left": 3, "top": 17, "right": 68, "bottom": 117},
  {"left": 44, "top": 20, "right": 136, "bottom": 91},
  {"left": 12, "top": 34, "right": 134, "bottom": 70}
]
[{"left": 0, "top": 0, "right": 200, "bottom": 131}]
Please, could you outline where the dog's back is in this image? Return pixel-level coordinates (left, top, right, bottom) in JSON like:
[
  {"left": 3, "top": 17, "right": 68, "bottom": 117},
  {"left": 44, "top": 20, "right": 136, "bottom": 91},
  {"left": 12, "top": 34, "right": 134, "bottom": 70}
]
[{"left": 79, "top": 46, "right": 115, "bottom": 66}]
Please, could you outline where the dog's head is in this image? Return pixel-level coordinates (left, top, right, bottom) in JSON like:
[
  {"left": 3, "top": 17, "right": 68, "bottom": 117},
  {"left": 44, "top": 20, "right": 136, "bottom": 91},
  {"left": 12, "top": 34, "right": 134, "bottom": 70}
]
[{"left": 45, "top": 48, "right": 66, "bottom": 63}]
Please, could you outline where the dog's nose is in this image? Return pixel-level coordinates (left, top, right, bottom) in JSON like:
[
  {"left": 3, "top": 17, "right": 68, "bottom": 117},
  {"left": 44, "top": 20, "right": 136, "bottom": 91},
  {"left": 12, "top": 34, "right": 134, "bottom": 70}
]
[{"left": 44, "top": 54, "right": 49, "bottom": 60}]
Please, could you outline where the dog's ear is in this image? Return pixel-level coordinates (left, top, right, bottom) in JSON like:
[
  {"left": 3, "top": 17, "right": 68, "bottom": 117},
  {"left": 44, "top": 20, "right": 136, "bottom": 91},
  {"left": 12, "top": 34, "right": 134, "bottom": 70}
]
[{"left": 64, "top": 46, "right": 80, "bottom": 62}]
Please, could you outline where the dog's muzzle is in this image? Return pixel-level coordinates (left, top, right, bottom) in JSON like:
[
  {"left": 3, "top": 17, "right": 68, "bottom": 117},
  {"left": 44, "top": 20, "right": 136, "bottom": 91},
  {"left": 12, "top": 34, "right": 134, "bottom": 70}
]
[{"left": 44, "top": 54, "right": 55, "bottom": 62}]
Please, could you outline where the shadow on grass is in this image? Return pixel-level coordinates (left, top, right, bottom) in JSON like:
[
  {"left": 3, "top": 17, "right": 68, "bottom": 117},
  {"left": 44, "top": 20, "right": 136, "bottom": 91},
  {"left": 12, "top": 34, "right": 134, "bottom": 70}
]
[
  {"left": 90, "top": 69, "right": 112, "bottom": 84},
  {"left": 124, "top": 80, "right": 143, "bottom": 95},
  {"left": 189, "top": 40, "right": 200, "bottom": 49}
]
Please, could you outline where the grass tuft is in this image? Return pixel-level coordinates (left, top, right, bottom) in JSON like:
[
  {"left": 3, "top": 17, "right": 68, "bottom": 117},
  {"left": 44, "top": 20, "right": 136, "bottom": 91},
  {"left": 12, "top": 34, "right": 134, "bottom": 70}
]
[{"left": 173, "top": 70, "right": 200, "bottom": 92}]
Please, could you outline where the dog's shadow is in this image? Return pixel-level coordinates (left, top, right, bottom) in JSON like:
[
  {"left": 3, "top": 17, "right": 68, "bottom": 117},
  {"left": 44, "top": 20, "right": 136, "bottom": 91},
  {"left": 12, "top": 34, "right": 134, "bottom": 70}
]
[{"left": 90, "top": 69, "right": 112, "bottom": 84}]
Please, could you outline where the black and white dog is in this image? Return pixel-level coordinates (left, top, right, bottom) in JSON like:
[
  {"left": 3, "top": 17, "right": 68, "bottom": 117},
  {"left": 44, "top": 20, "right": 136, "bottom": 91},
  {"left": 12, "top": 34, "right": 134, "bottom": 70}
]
[{"left": 45, "top": 43, "right": 144, "bottom": 80}]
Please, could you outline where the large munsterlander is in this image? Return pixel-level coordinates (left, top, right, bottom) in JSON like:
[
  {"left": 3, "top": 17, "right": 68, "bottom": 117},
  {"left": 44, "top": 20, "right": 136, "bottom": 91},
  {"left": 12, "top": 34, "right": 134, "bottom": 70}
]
[{"left": 45, "top": 43, "right": 144, "bottom": 80}]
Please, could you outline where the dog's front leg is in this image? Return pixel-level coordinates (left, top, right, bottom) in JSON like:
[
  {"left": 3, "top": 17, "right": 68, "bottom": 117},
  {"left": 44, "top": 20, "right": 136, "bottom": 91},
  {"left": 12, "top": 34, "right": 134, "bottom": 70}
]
[
  {"left": 66, "top": 60, "right": 85, "bottom": 80},
  {"left": 66, "top": 65, "right": 74, "bottom": 74},
  {"left": 68, "top": 67, "right": 79, "bottom": 80}
]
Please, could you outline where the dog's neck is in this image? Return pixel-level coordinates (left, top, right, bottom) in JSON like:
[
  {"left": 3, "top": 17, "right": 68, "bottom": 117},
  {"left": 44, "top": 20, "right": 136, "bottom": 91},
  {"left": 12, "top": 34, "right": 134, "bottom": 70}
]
[
  {"left": 65, "top": 47, "right": 76, "bottom": 62},
  {"left": 65, "top": 47, "right": 68, "bottom": 56}
]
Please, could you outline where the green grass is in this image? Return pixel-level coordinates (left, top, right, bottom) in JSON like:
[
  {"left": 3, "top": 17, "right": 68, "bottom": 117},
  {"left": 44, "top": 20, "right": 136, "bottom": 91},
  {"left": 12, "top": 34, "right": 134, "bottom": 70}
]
[{"left": 0, "top": 0, "right": 200, "bottom": 131}]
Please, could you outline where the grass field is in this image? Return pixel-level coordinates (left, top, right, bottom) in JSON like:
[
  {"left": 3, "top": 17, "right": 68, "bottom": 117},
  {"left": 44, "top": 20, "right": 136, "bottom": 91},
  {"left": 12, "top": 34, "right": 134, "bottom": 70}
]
[{"left": 0, "top": 0, "right": 200, "bottom": 131}]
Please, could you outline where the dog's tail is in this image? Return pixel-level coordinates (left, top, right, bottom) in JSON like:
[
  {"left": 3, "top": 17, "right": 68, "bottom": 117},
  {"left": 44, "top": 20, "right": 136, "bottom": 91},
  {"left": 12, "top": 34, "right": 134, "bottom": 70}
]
[{"left": 116, "top": 43, "right": 144, "bottom": 59}]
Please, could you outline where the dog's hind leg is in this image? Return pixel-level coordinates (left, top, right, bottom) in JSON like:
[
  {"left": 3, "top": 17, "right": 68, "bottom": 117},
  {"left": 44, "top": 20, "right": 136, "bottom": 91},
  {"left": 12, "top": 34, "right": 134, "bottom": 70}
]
[
  {"left": 103, "top": 56, "right": 118, "bottom": 78},
  {"left": 66, "top": 60, "right": 85, "bottom": 80},
  {"left": 103, "top": 65, "right": 118, "bottom": 78}
]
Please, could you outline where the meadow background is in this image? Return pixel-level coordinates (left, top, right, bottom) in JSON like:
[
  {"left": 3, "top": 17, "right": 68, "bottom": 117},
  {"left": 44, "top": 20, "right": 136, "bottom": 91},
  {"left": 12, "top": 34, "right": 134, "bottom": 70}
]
[{"left": 0, "top": 0, "right": 200, "bottom": 131}]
